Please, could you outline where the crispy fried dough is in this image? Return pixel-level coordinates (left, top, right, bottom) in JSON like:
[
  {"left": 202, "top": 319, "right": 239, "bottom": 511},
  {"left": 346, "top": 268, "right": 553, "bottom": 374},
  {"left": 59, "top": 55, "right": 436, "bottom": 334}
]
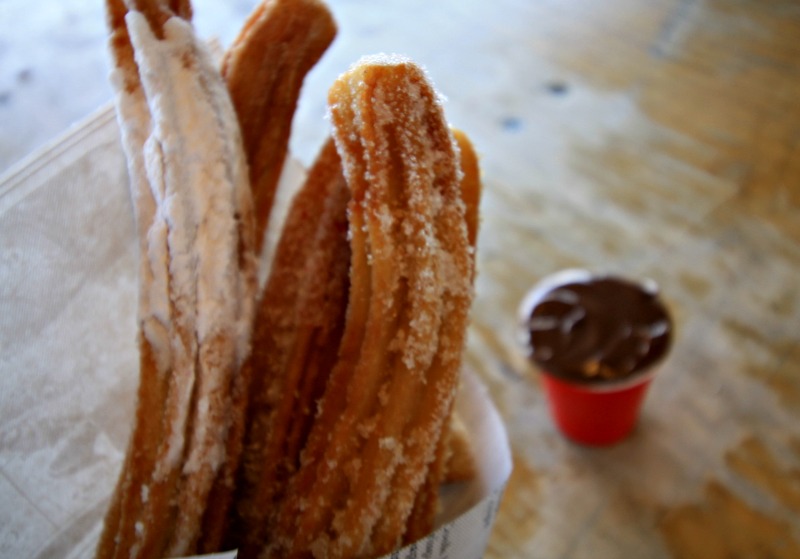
[
  {"left": 261, "top": 55, "right": 475, "bottom": 559},
  {"left": 99, "top": 0, "right": 257, "bottom": 556},
  {"left": 222, "top": 0, "right": 336, "bottom": 255},
  {"left": 233, "top": 138, "right": 350, "bottom": 557}
]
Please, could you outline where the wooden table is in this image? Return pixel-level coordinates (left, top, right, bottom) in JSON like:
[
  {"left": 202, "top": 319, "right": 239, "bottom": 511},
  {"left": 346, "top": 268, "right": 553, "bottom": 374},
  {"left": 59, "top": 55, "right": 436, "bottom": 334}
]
[
  {"left": 1, "top": 1, "right": 798, "bottom": 558},
  {"left": 442, "top": 1, "right": 800, "bottom": 557}
]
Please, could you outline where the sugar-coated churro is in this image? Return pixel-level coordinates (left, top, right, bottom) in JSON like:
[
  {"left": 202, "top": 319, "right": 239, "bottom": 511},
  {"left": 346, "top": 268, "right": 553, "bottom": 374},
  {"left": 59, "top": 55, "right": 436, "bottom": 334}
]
[
  {"left": 197, "top": 0, "right": 337, "bottom": 549},
  {"left": 371, "top": 129, "right": 482, "bottom": 553},
  {"left": 260, "top": 55, "right": 476, "bottom": 559}
]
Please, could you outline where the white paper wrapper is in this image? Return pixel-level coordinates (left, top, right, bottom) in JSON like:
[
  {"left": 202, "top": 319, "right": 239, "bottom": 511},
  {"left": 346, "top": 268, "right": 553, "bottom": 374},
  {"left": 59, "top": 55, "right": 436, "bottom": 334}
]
[{"left": 0, "top": 106, "right": 511, "bottom": 559}]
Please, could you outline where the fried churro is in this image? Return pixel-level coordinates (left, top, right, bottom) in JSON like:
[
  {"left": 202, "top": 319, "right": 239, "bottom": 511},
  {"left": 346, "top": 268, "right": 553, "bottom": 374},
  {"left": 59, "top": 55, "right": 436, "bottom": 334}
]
[
  {"left": 362, "top": 128, "right": 480, "bottom": 555},
  {"left": 98, "top": 0, "right": 256, "bottom": 556},
  {"left": 260, "top": 55, "right": 476, "bottom": 559},
  {"left": 373, "top": 128, "right": 482, "bottom": 552},
  {"left": 442, "top": 410, "right": 478, "bottom": 484},
  {"left": 197, "top": 0, "right": 338, "bottom": 549},
  {"left": 222, "top": 0, "right": 337, "bottom": 255},
  {"left": 232, "top": 138, "right": 351, "bottom": 556}
]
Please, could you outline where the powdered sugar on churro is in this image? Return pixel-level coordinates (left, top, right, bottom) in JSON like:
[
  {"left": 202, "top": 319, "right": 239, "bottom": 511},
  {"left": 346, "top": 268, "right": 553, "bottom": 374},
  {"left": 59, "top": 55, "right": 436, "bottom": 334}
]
[
  {"left": 101, "top": 5, "right": 258, "bottom": 557},
  {"left": 126, "top": 9, "right": 256, "bottom": 478}
]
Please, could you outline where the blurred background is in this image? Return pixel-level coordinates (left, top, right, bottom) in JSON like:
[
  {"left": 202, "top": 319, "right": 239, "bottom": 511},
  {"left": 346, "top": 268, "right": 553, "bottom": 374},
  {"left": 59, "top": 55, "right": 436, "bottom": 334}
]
[{"left": 1, "top": 1, "right": 799, "bottom": 558}]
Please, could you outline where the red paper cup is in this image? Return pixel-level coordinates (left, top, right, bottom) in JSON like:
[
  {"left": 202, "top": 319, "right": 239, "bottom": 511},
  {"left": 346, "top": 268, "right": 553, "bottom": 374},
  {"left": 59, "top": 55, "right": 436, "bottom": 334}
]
[
  {"left": 518, "top": 269, "right": 672, "bottom": 446},
  {"left": 539, "top": 367, "right": 656, "bottom": 446}
]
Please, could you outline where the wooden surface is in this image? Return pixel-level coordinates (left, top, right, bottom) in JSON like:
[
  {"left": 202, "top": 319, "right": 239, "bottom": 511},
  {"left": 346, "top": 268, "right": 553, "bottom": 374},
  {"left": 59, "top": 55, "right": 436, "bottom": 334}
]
[
  {"left": 1, "top": 1, "right": 799, "bottom": 558},
  {"left": 455, "top": 1, "right": 800, "bottom": 558}
]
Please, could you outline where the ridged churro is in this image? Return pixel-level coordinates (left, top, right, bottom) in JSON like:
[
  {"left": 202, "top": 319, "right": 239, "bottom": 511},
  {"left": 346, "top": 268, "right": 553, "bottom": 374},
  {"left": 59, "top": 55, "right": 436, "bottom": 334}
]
[
  {"left": 373, "top": 128, "right": 482, "bottom": 552},
  {"left": 373, "top": 129, "right": 481, "bottom": 554},
  {"left": 232, "top": 138, "right": 351, "bottom": 556},
  {"left": 261, "top": 55, "right": 476, "bottom": 559},
  {"left": 98, "top": 0, "right": 257, "bottom": 557},
  {"left": 197, "top": 0, "right": 337, "bottom": 550},
  {"left": 222, "top": 0, "right": 337, "bottom": 255}
]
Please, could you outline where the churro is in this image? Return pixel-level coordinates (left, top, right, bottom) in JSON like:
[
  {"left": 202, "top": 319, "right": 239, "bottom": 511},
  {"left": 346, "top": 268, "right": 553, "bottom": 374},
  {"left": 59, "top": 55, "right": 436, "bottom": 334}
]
[
  {"left": 98, "top": 0, "right": 257, "bottom": 556},
  {"left": 262, "top": 55, "right": 476, "bottom": 559},
  {"left": 442, "top": 411, "right": 478, "bottom": 484},
  {"left": 222, "top": 0, "right": 337, "bottom": 254},
  {"left": 370, "top": 128, "right": 482, "bottom": 555},
  {"left": 232, "top": 138, "right": 350, "bottom": 556}
]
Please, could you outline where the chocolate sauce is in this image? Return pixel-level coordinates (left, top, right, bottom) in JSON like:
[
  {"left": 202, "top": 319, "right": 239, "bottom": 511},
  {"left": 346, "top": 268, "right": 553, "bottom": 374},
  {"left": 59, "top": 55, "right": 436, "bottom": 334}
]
[{"left": 522, "top": 273, "right": 672, "bottom": 384}]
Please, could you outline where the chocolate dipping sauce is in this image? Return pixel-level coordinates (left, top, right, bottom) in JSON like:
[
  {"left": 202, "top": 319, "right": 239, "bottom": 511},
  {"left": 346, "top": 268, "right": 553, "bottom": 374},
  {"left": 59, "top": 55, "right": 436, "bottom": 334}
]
[{"left": 521, "top": 271, "right": 672, "bottom": 384}]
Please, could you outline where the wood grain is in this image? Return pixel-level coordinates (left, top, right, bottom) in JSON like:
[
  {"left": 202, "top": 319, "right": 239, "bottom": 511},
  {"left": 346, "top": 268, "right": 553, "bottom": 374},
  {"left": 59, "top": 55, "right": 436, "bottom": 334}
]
[{"left": 453, "top": 1, "right": 800, "bottom": 557}]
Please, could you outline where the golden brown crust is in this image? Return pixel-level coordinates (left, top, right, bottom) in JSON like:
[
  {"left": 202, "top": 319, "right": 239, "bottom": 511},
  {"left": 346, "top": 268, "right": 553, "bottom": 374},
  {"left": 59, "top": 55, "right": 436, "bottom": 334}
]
[
  {"left": 232, "top": 138, "right": 350, "bottom": 556},
  {"left": 372, "top": 130, "right": 482, "bottom": 551},
  {"left": 452, "top": 128, "right": 483, "bottom": 250},
  {"left": 222, "top": 0, "right": 337, "bottom": 255},
  {"left": 196, "top": 1, "right": 337, "bottom": 551},
  {"left": 398, "top": 428, "right": 448, "bottom": 548},
  {"left": 259, "top": 56, "right": 475, "bottom": 559}
]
